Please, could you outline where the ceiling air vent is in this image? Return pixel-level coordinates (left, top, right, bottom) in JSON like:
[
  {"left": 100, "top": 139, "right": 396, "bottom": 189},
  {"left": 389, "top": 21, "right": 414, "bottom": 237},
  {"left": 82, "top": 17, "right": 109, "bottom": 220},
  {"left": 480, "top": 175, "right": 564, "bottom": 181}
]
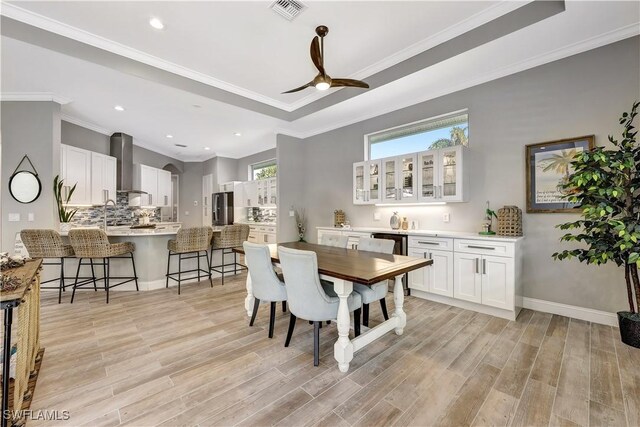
[
  {"left": 174, "top": 143, "right": 187, "bottom": 148},
  {"left": 270, "top": 0, "right": 306, "bottom": 21}
]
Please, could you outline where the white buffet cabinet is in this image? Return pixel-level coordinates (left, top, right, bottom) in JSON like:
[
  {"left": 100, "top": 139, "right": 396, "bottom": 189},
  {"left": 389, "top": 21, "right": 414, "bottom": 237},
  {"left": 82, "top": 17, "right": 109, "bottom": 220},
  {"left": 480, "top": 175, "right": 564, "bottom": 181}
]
[
  {"left": 317, "top": 227, "right": 523, "bottom": 320},
  {"left": 248, "top": 224, "right": 277, "bottom": 244}
]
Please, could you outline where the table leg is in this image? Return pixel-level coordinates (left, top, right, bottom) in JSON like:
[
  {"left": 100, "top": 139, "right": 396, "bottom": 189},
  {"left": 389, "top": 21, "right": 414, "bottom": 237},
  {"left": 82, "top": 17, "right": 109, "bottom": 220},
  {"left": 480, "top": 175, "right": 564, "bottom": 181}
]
[
  {"left": 332, "top": 278, "right": 354, "bottom": 372},
  {"left": 2, "top": 306, "right": 14, "bottom": 427},
  {"left": 244, "top": 273, "right": 254, "bottom": 317},
  {"left": 393, "top": 275, "right": 406, "bottom": 335}
]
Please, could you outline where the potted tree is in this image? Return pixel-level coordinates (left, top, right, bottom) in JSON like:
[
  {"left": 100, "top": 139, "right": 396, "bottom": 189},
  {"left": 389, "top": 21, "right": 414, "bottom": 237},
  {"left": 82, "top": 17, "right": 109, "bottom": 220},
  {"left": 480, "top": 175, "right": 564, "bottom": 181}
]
[
  {"left": 553, "top": 101, "right": 640, "bottom": 348},
  {"left": 53, "top": 175, "right": 78, "bottom": 232}
]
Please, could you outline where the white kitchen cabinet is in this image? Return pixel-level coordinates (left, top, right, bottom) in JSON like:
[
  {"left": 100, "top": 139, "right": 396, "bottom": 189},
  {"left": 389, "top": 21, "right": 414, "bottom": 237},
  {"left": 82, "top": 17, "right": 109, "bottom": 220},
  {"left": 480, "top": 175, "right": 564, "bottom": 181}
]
[
  {"left": 202, "top": 173, "right": 214, "bottom": 225},
  {"left": 90, "top": 152, "right": 117, "bottom": 205},
  {"left": 480, "top": 255, "right": 514, "bottom": 310},
  {"left": 157, "top": 169, "right": 171, "bottom": 208},
  {"left": 454, "top": 252, "right": 482, "bottom": 303},
  {"left": 408, "top": 236, "right": 454, "bottom": 297},
  {"left": 267, "top": 177, "right": 277, "bottom": 206},
  {"left": 316, "top": 229, "right": 370, "bottom": 248},
  {"left": 131, "top": 164, "right": 170, "bottom": 207},
  {"left": 60, "top": 144, "right": 92, "bottom": 205},
  {"left": 248, "top": 225, "right": 277, "bottom": 244},
  {"left": 417, "top": 145, "right": 467, "bottom": 202},
  {"left": 242, "top": 181, "right": 258, "bottom": 207},
  {"left": 353, "top": 160, "right": 381, "bottom": 205},
  {"left": 381, "top": 154, "right": 417, "bottom": 203}
]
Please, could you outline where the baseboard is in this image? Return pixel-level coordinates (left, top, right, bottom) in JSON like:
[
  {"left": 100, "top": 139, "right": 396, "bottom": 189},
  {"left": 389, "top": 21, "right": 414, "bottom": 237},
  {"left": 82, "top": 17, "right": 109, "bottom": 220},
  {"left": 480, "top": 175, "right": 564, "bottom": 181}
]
[{"left": 522, "top": 297, "right": 618, "bottom": 326}]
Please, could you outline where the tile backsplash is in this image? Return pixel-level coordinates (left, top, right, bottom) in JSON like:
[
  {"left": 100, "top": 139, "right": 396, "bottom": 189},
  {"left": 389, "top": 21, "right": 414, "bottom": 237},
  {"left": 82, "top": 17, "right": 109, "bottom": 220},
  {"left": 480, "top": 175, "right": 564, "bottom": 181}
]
[
  {"left": 70, "top": 193, "right": 161, "bottom": 226},
  {"left": 246, "top": 207, "right": 277, "bottom": 224}
]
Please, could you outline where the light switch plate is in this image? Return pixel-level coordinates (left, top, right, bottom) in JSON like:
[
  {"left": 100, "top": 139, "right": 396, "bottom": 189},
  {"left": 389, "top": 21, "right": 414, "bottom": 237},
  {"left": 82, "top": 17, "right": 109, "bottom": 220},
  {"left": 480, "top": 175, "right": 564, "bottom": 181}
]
[
  {"left": 8, "top": 213, "right": 20, "bottom": 222},
  {"left": 28, "top": 213, "right": 35, "bottom": 222},
  {"left": 194, "top": 200, "right": 199, "bottom": 206},
  {"left": 443, "top": 213, "right": 450, "bottom": 223},
  {"left": 373, "top": 212, "right": 381, "bottom": 221},
  {"left": 289, "top": 210, "right": 295, "bottom": 217},
  {"left": 185, "top": 211, "right": 190, "bottom": 216}
]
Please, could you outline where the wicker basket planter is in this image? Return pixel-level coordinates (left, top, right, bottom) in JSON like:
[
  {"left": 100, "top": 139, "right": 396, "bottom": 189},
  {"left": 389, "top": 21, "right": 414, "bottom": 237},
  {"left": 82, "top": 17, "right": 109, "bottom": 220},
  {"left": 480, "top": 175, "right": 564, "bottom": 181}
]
[{"left": 497, "top": 205, "right": 523, "bottom": 237}]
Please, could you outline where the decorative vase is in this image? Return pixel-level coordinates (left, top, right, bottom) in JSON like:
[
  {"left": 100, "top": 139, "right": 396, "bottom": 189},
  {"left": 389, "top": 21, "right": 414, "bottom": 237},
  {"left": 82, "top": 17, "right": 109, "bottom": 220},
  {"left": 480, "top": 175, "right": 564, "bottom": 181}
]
[
  {"left": 390, "top": 212, "right": 400, "bottom": 230},
  {"left": 59, "top": 222, "right": 72, "bottom": 233},
  {"left": 401, "top": 217, "right": 408, "bottom": 230},
  {"left": 618, "top": 311, "right": 640, "bottom": 348}
]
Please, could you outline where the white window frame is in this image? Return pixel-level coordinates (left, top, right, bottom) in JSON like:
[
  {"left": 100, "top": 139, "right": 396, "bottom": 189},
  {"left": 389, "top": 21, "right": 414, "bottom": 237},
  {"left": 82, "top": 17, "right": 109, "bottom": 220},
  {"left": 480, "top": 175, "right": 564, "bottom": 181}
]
[
  {"left": 249, "top": 158, "right": 277, "bottom": 181},
  {"left": 363, "top": 109, "right": 469, "bottom": 161}
]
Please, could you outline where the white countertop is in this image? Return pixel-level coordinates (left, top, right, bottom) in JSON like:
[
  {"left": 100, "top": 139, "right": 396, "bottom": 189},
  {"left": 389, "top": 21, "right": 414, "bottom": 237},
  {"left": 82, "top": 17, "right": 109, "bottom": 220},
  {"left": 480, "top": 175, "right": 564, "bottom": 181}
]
[
  {"left": 60, "top": 224, "right": 181, "bottom": 237},
  {"left": 316, "top": 226, "right": 523, "bottom": 242},
  {"left": 235, "top": 221, "right": 277, "bottom": 227}
]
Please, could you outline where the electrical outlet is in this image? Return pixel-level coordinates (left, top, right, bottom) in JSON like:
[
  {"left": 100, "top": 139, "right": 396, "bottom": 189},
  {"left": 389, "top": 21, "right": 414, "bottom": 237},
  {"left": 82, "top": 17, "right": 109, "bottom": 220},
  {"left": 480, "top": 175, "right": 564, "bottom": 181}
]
[
  {"left": 373, "top": 212, "right": 381, "bottom": 221},
  {"left": 194, "top": 200, "right": 199, "bottom": 206},
  {"left": 8, "top": 213, "right": 20, "bottom": 222},
  {"left": 443, "top": 213, "right": 450, "bottom": 223},
  {"left": 185, "top": 211, "right": 190, "bottom": 216},
  {"left": 28, "top": 213, "right": 35, "bottom": 222}
]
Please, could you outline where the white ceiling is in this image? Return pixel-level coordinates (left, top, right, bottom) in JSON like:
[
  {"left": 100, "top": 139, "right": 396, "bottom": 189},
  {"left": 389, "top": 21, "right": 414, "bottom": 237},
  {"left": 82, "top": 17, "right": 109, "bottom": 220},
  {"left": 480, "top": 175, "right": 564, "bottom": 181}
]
[
  {"left": 3, "top": 1, "right": 524, "bottom": 110},
  {"left": 1, "top": 1, "right": 638, "bottom": 161}
]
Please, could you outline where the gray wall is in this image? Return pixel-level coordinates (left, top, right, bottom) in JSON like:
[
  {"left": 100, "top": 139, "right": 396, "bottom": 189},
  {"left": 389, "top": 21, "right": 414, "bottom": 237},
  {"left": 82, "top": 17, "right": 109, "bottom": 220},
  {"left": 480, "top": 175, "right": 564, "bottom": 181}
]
[
  {"left": 2, "top": 101, "right": 61, "bottom": 251},
  {"left": 279, "top": 36, "right": 639, "bottom": 313},
  {"left": 236, "top": 148, "right": 277, "bottom": 181},
  {"left": 276, "top": 135, "right": 305, "bottom": 242},
  {"left": 180, "top": 162, "right": 204, "bottom": 227},
  {"left": 61, "top": 121, "right": 109, "bottom": 155}
]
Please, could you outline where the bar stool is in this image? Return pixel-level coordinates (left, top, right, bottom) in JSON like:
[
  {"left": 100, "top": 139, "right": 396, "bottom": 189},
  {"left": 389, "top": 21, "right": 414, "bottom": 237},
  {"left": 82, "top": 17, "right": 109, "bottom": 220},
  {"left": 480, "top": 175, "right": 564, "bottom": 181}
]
[
  {"left": 20, "top": 229, "right": 93, "bottom": 304},
  {"left": 166, "top": 226, "right": 214, "bottom": 295},
  {"left": 68, "top": 229, "right": 139, "bottom": 304},
  {"left": 210, "top": 224, "right": 250, "bottom": 285}
]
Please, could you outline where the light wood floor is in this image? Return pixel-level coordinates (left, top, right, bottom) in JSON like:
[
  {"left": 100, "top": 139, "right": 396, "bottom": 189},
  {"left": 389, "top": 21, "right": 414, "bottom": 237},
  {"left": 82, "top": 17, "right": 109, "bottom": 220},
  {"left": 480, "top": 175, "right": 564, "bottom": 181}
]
[{"left": 31, "top": 273, "right": 640, "bottom": 427}]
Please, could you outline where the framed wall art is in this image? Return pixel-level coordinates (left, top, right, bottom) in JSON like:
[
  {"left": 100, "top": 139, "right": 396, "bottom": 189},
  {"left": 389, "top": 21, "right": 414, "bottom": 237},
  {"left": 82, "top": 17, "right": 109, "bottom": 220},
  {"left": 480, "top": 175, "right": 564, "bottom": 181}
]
[{"left": 526, "top": 135, "right": 595, "bottom": 213}]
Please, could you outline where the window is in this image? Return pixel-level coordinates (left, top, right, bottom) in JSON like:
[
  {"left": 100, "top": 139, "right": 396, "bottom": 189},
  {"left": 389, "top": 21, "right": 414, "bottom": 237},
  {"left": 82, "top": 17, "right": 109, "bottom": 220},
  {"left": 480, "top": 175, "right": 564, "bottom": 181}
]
[
  {"left": 251, "top": 160, "right": 277, "bottom": 180},
  {"left": 366, "top": 111, "right": 468, "bottom": 160}
]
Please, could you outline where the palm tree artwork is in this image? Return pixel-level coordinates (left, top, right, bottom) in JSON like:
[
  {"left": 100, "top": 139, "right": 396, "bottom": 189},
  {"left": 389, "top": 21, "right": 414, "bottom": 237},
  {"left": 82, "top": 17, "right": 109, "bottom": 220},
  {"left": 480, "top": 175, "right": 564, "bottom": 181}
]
[{"left": 539, "top": 148, "right": 578, "bottom": 194}]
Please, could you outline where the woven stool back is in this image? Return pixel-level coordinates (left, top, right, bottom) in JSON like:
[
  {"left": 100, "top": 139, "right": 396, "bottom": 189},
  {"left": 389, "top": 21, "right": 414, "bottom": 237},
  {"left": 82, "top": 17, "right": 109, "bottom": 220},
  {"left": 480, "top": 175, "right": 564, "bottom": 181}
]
[
  {"left": 173, "top": 226, "right": 214, "bottom": 252},
  {"left": 68, "top": 229, "right": 112, "bottom": 258},
  {"left": 20, "top": 229, "right": 74, "bottom": 258},
  {"left": 212, "top": 224, "right": 250, "bottom": 249}
]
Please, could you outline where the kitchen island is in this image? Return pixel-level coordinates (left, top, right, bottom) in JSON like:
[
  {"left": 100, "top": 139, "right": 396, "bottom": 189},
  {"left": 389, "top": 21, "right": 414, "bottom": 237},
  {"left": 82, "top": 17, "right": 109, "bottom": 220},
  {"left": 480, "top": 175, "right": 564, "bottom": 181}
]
[{"left": 40, "top": 224, "right": 227, "bottom": 292}]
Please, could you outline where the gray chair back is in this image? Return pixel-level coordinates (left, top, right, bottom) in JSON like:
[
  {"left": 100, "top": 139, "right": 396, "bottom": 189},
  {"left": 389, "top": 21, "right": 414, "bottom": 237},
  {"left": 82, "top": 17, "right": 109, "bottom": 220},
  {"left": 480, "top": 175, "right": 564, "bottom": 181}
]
[
  {"left": 243, "top": 242, "right": 286, "bottom": 302},
  {"left": 278, "top": 246, "right": 337, "bottom": 321},
  {"left": 357, "top": 237, "right": 395, "bottom": 254},
  {"left": 320, "top": 234, "right": 348, "bottom": 248}
]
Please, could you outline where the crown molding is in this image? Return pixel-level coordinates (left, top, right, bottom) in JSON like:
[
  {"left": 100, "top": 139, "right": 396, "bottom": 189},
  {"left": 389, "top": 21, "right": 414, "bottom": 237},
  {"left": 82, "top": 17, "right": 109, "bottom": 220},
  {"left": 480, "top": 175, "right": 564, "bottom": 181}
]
[
  {"left": 1, "top": 91, "right": 71, "bottom": 104},
  {"left": 279, "top": 23, "right": 640, "bottom": 140},
  {"left": 0, "top": 2, "right": 293, "bottom": 112},
  {"left": 61, "top": 114, "right": 111, "bottom": 135}
]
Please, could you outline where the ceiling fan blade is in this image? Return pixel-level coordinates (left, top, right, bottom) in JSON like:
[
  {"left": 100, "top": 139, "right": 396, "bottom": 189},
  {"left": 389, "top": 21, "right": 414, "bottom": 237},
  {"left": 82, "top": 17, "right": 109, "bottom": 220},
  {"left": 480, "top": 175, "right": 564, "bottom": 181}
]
[
  {"left": 330, "top": 78, "right": 370, "bottom": 89},
  {"left": 310, "top": 36, "right": 324, "bottom": 75},
  {"left": 282, "top": 81, "right": 314, "bottom": 94}
]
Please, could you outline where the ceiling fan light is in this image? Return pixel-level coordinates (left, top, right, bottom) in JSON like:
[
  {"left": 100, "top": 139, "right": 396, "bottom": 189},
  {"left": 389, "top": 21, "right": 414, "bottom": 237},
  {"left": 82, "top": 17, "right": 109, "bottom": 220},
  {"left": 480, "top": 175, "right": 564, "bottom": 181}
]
[{"left": 315, "top": 82, "right": 330, "bottom": 91}]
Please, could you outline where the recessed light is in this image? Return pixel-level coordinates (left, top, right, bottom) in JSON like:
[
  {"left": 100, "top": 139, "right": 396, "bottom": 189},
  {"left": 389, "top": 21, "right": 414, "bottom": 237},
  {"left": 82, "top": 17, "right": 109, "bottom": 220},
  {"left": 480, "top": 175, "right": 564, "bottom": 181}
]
[
  {"left": 149, "top": 18, "right": 164, "bottom": 30},
  {"left": 114, "top": 105, "right": 125, "bottom": 111},
  {"left": 204, "top": 147, "right": 210, "bottom": 151},
  {"left": 234, "top": 132, "right": 242, "bottom": 137},
  {"left": 165, "top": 134, "right": 173, "bottom": 139}
]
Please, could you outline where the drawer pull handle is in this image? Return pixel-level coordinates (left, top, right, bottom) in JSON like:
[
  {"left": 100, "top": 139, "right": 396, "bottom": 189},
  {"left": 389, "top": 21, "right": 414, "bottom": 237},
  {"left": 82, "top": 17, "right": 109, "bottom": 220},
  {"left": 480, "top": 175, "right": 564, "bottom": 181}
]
[
  {"left": 418, "top": 241, "right": 439, "bottom": 245},
  {"left": 475, "top": 258, "right": 479, "bottom": 274},
  {"left": 467, "top": 245, "right": 495, "bottom": 250}
]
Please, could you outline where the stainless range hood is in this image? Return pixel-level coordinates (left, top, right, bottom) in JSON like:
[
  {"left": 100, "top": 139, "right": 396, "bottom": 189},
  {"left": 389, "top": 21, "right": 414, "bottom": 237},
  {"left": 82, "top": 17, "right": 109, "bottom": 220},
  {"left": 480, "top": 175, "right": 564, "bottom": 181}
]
[{"left": 110, "top": 133, "right": 147, "bottom": 194}]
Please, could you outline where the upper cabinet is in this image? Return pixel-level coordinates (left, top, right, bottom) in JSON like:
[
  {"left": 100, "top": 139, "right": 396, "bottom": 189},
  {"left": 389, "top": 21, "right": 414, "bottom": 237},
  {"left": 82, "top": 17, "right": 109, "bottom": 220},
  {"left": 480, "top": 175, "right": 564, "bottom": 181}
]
[
  {"left": 353, "top": 160, "right": 381, "bottom": 205},
  {"left": 131, "top": 164, "right": 171, "bottom": 207},
  {"left": 90, "top": 152, "right": 117, "bottom": 205},
  {"left": 60, "top": 144, "right": 97, "bottom": 206},
  {"left": 157, "top": 169, "right": 172, "bottom": 208},
  {"left": 238, "top": 178, "right": 276, "bottom": 208},
  {"left": 354, "top": 146, "right": 467, "bottom": 205}
]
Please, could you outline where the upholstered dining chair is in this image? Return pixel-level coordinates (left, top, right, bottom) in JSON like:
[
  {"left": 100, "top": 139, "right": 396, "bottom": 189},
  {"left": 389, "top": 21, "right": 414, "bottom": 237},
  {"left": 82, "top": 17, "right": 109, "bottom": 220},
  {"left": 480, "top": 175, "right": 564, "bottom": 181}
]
[
  {"left": 352, "top": 237, "right": 395, "bottom": 326},
  {"left": 278, "top": 246, "right": 361, "bottom": 366},
  {"left": 319, "top": 234, "right": 348, "bottom": 248},
  {"left": 243, "top": 242, "right": 288, "bottom": 338}
]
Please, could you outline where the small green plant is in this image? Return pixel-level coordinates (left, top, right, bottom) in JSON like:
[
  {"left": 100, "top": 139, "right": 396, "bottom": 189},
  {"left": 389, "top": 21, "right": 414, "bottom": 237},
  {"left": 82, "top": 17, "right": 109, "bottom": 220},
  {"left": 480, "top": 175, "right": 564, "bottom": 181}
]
[
  {"left": 553, "top": 101, "right": 640, "bottom": 315},
  {"left": 53, "top": 175, "right": 78, "bottom": 223}
]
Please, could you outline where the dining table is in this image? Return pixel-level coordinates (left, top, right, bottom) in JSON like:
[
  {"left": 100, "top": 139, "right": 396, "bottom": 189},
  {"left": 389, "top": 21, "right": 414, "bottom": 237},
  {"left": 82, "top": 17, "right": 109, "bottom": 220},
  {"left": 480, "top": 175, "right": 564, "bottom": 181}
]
[{"left": 233, "top": 241, "right": 432, "bottom": 372}]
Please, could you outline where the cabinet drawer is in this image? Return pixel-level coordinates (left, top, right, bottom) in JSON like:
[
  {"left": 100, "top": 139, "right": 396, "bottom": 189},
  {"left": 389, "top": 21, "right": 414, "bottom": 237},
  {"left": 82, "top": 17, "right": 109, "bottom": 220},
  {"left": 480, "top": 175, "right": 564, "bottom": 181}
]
[
  {"left": 343, "top": 231, "right": 371, "bottom": 239},
  {"left": 247, "top": 234, "right": 258, "bottom": 243},
  {"left": 454, "top": 239, "right": 514, "bottom": 257},
  {"left": 408, "top": 236, "right": 453, "bottom": 251}
]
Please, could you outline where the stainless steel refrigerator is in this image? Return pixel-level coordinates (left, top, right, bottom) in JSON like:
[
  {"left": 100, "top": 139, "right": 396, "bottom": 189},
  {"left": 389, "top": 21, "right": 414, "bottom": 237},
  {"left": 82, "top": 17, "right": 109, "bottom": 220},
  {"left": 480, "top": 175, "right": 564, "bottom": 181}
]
[{"left": 212, "top": 192, "right": 234, "bottom": 226}]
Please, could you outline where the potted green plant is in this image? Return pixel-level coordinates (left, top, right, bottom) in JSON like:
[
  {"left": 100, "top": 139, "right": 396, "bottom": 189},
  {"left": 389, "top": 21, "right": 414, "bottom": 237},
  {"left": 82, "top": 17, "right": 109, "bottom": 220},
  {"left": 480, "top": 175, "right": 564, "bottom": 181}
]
[
  {"left": 53, "top": 175, "right": 78, "bottom": 232},
  {"left": 553, "top": 101, "right": 640, "bottom": 348}
]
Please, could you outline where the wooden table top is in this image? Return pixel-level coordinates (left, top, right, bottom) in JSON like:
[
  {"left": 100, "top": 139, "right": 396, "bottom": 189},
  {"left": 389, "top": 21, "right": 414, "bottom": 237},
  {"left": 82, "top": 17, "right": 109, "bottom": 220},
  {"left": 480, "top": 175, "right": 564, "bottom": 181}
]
[
  {"left": 234, "top": 241, "right": 431, "bottom": 285},
  {"left": 1, "top": 259, "right": 42, "bottom": 305}
]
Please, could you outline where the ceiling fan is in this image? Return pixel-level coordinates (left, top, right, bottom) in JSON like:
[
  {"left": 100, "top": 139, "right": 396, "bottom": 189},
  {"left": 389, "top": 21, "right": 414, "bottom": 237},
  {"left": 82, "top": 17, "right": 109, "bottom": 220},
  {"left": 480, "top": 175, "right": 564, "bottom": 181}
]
[{"left": 282, "top": 25, "right": 370, "bottom": 94}]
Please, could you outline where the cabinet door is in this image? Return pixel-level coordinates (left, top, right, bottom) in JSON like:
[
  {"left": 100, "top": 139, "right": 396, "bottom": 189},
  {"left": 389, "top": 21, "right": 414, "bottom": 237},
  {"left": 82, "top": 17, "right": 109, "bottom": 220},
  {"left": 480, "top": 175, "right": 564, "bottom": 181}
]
[
  {"left": 481, "top": 255, "right": 514, "bottom": 310},
  {"left": 157, "top": 169, "right": 172, "bottom": 207},
  {"left": 140, "top": 165, "right": 158, "bottom": 206},
  {"left": 453, "top": 252, "right": 482, "bottom": 303},
  {"left": 353, "top": 162, "right": 367, "bottom": 204},
  {"left": 408, "top": 249, "right": 429, "bottom": 292},
  {"left": 439, "top": 146, "right": 464, "bottom": 201},
  {"left": 428, "top": 250, "right": 454, "bottom": 297},
  {"left": 90, "top": 152, "right": 106, "bottom": 205},
  {"left": 268, "top": 178, "right": 277, "bottom": 206},
  {"left": 397, "top": 154, "right": 417, "bottom": 202},
  {"left": 417, "top": 150, "right": 439, "bottom": 202},
  {"left": 367, "top": 160, "right": 381, "bottom": 204},
  {"left": 264, "top": 233, "right": 277, "bottom": 244},
  {"left": 202, "top": 174, "right": 212, "bottom": 224},
  {"left": 382, "top": 157, "right": 398, "bottom": 202},
  {"left": 104, "top": 156, "right": 117, "bottom": 202},
  {"left": 62, "top": 145, "right": 92, "bottom": 205}
]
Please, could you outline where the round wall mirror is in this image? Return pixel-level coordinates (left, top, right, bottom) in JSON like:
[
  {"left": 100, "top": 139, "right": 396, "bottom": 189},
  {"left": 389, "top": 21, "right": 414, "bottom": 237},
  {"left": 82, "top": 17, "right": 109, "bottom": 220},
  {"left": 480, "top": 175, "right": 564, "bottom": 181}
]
[{"left": 9, "top": 171, "right": 42, "bottom": 204}]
